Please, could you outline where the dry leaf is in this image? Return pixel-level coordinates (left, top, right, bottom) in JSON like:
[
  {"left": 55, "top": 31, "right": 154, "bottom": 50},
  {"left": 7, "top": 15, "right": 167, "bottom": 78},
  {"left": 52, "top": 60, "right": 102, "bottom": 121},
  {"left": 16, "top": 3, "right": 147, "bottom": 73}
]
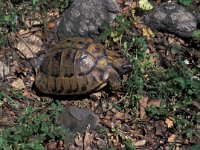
[
  {"left": 142, "top": 27, "right": 154, "bottom": 39},
  {"left": 147, "top": 99, "right": 161, "bottom": 107},
  {"left": 11, "top": 78, "right": 25, "bottom": 90},
  {"left": 0, "top": 61, "right": 10, "bottom": 77},
  {"left": 115, "top": 112, "right": 125, "bottom": 120},
  {"left": 84, "top": 132, "right": 93, "bottom": 150},
  {"left": 168, "top": 134, "right": 176, "bottom": 142},
  {"left": 100, "top": 119, "right": 114, "bottom": 129},
  {"left": 24, "top": 12, "right": 42, "bottom": 27},
  {"left": 47, "top": 140, "right": 57, "bottom": 150},
  {"left": 48, "top": 22, "right": 56, "bottom": 29},
  {"left": 165, "top": 117, "right": 174, "bottom": 128},
  {"left": 75, "top": 134, "right": 83, "bottom": 147},
  {"left": 139, "top": 97, "right": 148, "bottom": 120},
  {"left": 133, "top": 139, "right": 146, "bottom": 147},
  {"left": 111, "top": 108, "right": 118, "bottom": 113},
  {"left": 16, "top": 34, "right": 44, "bottom": 58},
  {"left": 155, "top": 121, "right": 166, "bottom": 137}
]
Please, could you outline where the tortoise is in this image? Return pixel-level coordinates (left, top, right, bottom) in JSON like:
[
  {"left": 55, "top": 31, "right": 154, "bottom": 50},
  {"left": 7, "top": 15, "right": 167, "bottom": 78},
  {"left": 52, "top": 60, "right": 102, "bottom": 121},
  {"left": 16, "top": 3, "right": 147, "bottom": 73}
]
[{"left": 35, "top": 37, "right": 132, "bottom": 95}]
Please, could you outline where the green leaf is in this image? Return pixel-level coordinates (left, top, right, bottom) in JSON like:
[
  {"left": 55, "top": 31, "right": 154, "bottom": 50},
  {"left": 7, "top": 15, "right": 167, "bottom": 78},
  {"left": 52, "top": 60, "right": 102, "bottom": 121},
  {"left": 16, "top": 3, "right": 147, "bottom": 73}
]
[
  {"left": 25, "top": 143, "right": 46, "bottom": 150},
  {"left": 32, "top": 0, "right": 40, "bottom": 6},
  {"left": 3, "top": 15, "right": 12, "bottom": 22},
  {"left": 178, "top": 0, "right": 192, "bottom": 6},
  {"left": 0, "top": 137, "right": 5, "bottom": 147},
  {"left": 187, "top": 143, "right": 200, "bottom": 150},
  {"left": 116, "top": 16, "right": 123, "bottom": 24},
  {"left": 124, "top": 139, "right": 136, "bottom": 150},
  {"left": 13, "top": 134, "right": 22, "bottom": 142},
  {"left": 173, "top": 77, "right": 185, "bottom": 89}
]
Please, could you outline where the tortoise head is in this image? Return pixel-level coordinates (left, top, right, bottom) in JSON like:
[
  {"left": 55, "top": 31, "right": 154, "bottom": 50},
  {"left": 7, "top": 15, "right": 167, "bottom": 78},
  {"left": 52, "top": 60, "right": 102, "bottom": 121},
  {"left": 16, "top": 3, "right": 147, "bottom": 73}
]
[
  {"left": 112, "top": 58, "right": 132, "bottom": 75},
  {"left": 107, "top": 50, "right": 132, "bottom": 75}
]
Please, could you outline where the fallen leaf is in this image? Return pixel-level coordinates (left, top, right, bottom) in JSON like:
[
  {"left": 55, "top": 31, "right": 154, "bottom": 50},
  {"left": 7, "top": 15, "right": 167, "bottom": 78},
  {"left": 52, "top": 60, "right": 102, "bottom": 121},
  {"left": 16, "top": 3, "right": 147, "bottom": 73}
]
[
  {"left": 142, "top": 27, "right": 154, "bottom": 39},
  {"left": 16, "top": 34, "right": 44, "bottom": 58},
  {"left": 147, "top": 99, "right": 161, "bottom": 107},
  {"left": 75, "top": 134, "right": 83, "bottom": 147},
  {"left": 96, "top": 139, "right": 107, "bottom": 149},
  {"left": 133, "top": 139, "right": 146, "bottom": 147},
  {"left": 11, "top": 78, "right": 25, "bottom": 90},
  {"left": 100, "top": 119, "right": 114, "bottom": 129},
  {"left": 84, "top": 132, "right": 93, "bottom": 150},
  {"left": 115, "top": 112, "right": 125, "bottom": 120},
  {"left": 165, "top": 117, "right": 174, "bottom": 128},
  {"left": 111, "top": 107, "right": 118, "bottom": 113},
  {"left": 47, "top": 140, "right": 57, "bottom": 150},
  {"left": 48, "top": 22, "right": 56, "bottom": 29},
  {"left": 139, "top": 97, "right": 148, "bottom": 120},
  {"left": 155, "top": 120, "right": 166, "bottom": 137},
  {"left": 24, "top": 12, "right": 42, "bottom": 27},
  {"left": 168, "top": 134, "right": 176, "bottom": 143},
  {"left": 0, "top": 61, "right": 10, "bottom": 77}
]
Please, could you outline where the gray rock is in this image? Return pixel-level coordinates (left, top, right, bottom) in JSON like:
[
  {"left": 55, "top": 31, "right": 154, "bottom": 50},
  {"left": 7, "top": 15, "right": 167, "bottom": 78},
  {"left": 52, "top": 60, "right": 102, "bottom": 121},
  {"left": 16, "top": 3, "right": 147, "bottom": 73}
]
[
  {"left": 56, "top": 0, "right": 119, "bottom": 40},
  {"left": 144, "top": 2, "right": 197, "bottom": 38},
  {"left": 59, "top": 106, "right": 99, "bottom": 146},
  {"left": 60, "top": 106, "right": 99, "bottom": 133}
]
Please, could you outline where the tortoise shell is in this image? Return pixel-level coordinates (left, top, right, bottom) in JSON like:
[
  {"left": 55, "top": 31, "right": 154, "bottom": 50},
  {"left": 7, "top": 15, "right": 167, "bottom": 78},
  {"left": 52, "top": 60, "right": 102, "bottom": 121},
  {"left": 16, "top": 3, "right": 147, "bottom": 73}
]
[{"left": 35, "top": 37, "right": 132, "bottom": 95}]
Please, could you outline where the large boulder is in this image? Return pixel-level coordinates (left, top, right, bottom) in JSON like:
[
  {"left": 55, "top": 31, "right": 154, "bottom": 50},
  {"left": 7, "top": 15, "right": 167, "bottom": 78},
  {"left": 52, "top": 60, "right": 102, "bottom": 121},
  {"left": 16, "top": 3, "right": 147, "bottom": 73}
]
[
  {"left": 144, "top": 3, "right": 197, "bottom": 38},
  {"left": 56, "top": 0, "right": 119, "bottom": 41}
]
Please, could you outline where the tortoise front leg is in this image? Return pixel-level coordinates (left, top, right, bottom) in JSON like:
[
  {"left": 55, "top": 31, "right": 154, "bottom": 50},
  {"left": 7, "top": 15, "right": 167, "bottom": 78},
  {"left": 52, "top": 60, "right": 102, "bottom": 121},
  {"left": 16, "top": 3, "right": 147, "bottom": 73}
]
[{"left": 107, "top": 66, "right": 122, "bottom": 91}]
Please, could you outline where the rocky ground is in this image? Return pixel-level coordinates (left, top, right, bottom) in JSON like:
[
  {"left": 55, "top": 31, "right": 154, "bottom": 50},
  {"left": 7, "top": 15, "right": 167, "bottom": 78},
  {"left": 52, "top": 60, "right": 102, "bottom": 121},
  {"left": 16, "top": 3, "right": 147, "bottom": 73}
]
[{"left": 0, "top": 0, "right": 199, "bottom": 149}]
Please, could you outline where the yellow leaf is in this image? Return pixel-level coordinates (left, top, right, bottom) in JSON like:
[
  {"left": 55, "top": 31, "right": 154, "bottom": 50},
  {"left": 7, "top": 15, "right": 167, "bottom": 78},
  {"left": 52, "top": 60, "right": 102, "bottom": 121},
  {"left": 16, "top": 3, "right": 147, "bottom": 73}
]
[
  {"left": 11, "top": 78, "right": 25, "bottom": 90},
  {"left": 111, "top": 31, "right": 122, "bottom": 42},
  {"left": 139, "top": 0, "right": 153, "bottom": 11},
  {"left": 165, "top": 117, "right": 174, "bottom": 128},
  {"left": 142, "top": 27, "right": 154, "bottom": 39},
  {"left": 168, "top": 134, "right": 176, "bottom": 142}
]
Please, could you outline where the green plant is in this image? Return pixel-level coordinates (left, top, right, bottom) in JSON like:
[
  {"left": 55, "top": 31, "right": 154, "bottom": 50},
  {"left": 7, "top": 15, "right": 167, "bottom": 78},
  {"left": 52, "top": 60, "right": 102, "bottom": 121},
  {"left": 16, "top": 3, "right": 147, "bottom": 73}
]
[
  {"left": 0, "top": 101, "right": 67, "bottom": 150},
  {"left": 97, "top": 7, "right": 199, "bottom": 148},
  {"left": 124, "top": 36, "right": 150, "bottom": 99},
  {"left": 138, "top": 0, "right": 153, "bottom": 11},
  {"left": 166, "top": 63, "right": 200, "bottom": 99},
  {"left": 192, "top": 29, "right": 200, "bottom": 42},
  {"left": 187, "top": 143, "right": 200, "bottom": 150},
  {"left": 31, "top": 0, "right": 70, "bottom": 12},
  {"left": 123, "top": 139, "right": 136, "bottom": 150},
  {"left": 99, "top": 15, "right": 131, "bottom": 42},
  {"left": 178, "top": 0, "right": 192, "bottom": 6},
  {"left": 0, "top": 0, "right": 70, "bottom": 48}
]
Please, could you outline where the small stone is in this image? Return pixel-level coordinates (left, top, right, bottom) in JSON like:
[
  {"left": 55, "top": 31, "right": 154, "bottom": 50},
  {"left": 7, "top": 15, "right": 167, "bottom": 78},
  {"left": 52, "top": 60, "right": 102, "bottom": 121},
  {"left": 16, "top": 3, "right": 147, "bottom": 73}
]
[
  {"left": 60, "top": 106, "right": 99, "bottom": 148},
  {"left": 60, "top": 106, "right": 99, "bottom": 133}
]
